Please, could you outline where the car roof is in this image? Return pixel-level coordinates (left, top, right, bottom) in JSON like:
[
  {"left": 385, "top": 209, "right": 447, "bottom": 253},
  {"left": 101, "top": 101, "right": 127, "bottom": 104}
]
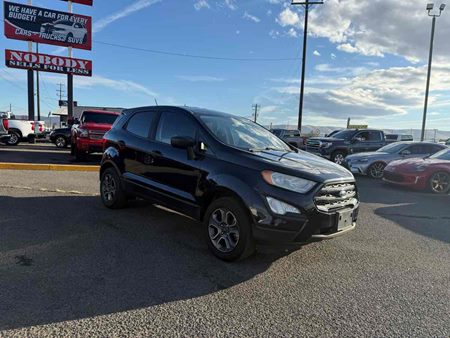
[
  {"left": 83, "top": 110, "right": 120, "bottom": 115},
  {"left": 126, "top": 106, "right": 241, "bottom": 119}
]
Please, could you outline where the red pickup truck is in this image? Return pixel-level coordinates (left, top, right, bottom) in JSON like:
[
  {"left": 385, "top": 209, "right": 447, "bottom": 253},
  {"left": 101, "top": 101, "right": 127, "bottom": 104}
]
[{"left": 71, "top": 110, "right": 120, "bottom": 160}]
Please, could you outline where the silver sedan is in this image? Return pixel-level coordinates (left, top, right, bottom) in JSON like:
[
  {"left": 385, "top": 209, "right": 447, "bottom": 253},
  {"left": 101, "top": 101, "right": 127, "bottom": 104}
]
[{"left": 345, "top": 142, "right": 447, "bottom": 179}]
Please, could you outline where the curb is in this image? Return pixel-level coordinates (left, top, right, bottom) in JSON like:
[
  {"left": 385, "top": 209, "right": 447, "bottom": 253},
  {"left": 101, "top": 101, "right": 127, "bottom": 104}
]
[{"left": 0, "top": 162, "right": 99, "bottom": 172}]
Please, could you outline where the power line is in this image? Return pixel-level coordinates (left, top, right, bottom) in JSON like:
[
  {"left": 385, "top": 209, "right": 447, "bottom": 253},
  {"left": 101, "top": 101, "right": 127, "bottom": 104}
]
[{"left": 94, "top": 40, "right": 301, "bottom": 62}]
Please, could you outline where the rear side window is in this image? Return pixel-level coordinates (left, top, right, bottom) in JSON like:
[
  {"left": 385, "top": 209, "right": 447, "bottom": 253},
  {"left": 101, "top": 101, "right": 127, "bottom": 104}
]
[
  {"left": 156, "top": 111, "right": 198, "bottom": 144},
  {"left": 126, "top": 111, "right": 157, "bottom": 138},
  {"left": 407, "top": 144, "right": 427, "bottom": 154}
]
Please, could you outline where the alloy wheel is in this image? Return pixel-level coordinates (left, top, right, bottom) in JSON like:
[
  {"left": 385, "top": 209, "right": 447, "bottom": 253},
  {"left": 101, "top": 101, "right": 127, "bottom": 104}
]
[
  {"left": 102, "top": 173, "right": 117, "bottom": 202},
  {"left": 8, "top": 133, "right": 18, "bottom": 145},
  {"left": 430, "top": 172, "right": 450, "bottom": 194},
  {"left": 56, "top": 136, "right": 66, "bottom": 148},
  {"left": 208, "top": 208, "right": 240, "bottom": 253},
  {"left": 369, "top": 162, "right": 385, "bottom": 179},
  {"left": 334, "top": 153, "right": 345, "bottom": 165}
]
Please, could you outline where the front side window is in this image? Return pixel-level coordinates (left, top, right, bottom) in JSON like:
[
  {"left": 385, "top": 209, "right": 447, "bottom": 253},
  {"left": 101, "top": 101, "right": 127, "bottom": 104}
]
[
  {"left": 126, "top": 111, "right": 156, "bottom": 138},
  {"left": 156, "top": 112, "right": 198, "bottom": 144},
  {"left": 199, "top": 115, "right": 290, "bottom": 151}
]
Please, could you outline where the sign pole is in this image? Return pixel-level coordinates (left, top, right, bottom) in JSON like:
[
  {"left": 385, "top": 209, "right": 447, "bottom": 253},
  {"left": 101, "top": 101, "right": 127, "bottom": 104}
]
[
  {"left": 27, "top": 0, "right": 34, "bottom": 122},
  {"left": 67, "top": 0, "right": 74, "bottom": 120}
]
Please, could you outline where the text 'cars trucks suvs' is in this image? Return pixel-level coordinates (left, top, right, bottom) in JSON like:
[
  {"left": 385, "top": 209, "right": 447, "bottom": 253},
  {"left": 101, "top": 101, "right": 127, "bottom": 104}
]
[{"left": 99, "top": 106, "right": 359, "bottom": 261}]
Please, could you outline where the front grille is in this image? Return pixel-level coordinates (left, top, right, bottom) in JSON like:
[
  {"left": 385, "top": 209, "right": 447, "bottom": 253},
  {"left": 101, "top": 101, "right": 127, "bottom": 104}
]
[
  {"left": 384, "top": 172, "right": 404, "bottom": 183},
  {"left": 307, "top": 139, "right": 321, "bottom": 149},
  {"left": 314, "top": 182, "right": 358, "bottom": 213},
  {"left": 89, "top": 130, "right": 106, "bottom": 140}
]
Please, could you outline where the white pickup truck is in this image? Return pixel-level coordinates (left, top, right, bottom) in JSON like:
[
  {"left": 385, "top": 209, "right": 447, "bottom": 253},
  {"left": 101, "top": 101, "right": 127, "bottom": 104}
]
[{"left": 3, "top": 112, "right": 45, "bottom": 146}]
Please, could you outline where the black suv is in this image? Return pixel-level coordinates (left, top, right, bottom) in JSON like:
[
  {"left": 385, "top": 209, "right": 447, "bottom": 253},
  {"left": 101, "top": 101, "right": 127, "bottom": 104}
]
[
  {"left": 100, "top": 106, "right": 359, "bottom": 261},
  {"left": 306, "top": 129, "right": 386, "bottom": 165}
]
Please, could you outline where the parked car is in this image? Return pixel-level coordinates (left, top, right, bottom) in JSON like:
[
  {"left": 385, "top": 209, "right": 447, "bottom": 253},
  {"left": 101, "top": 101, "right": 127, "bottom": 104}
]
[
  {"left": 325, "top": 130, "right": 341, "bottom": 138},
  {"left": 6, "top": 117, "right": 45, "bottom": 146},
  {"left": 0, "top": 114, "right": 10, "bottom": 144},
  {"left": 100, "top": 106, "right": 359, "bottom": 261},
  {"left": 49, "top": 127, "right": 71, "bottom": 148},
  {"left": 71, "top": 110, "right": 120, "bottom": 160},
  {"left": 345, "top": 142, "right": 446, "bottom": 178},
  {"left": 446, "top": 139, "right": 450, "bottom": 146},
  {"left": 385, "top": 134, "right": 414, "bottom": 143},
  {"left": 383, "top": 148, "right": 450, "bottom": 194},
  {"left": 306, "top": 129, "right": 386, "bottom": 165},
  {"left": 271, "top": 129, "right": 307, "bottom": 149},
  {"left": 40, "top": 20, "right": 88, "bottom": 44}
]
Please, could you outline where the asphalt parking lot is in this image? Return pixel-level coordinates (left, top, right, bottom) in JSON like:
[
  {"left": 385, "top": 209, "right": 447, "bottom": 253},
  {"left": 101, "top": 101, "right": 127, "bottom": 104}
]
[{"left": 0, "top": 169, "right": 449, "bottom": 337}]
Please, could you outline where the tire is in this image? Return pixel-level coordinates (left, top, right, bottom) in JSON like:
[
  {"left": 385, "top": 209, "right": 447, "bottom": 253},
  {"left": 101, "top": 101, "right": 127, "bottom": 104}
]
[
  {"left": 368, "top": 161, "right": 386, "bottom": 179},
  {"left": 100, "top": 167, "right": 127, "bottom": 209},
  {"left": 204, "top": 197, "right": 256, "bottom": 262},
  {"left": 7, "top": 131, "right": 20, "bottom": 146},
  {"left": 429, "top": 172, "right": 450, "bottom": 194},
  {"left": 55, "top": 136, "right": 67, "bottom": 148},
  {"left": 331, "top": 151, "right": 346, "bottom": 165}
]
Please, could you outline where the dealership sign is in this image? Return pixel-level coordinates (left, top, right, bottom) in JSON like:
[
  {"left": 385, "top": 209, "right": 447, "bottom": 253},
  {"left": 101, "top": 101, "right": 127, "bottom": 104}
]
[
  {"left": 5, "top": 49, "right": 92, "bottom": 76},
  {"left": 60, "top": 0, "right": 93, "bottom": 5},
  {"left": 3, "top": 1, "right": 92, "bottom": 50}
]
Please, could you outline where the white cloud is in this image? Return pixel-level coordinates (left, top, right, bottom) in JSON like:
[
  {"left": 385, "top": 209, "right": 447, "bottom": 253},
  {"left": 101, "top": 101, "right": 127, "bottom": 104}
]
[
  {"left": 313, "top": 50, "right": 321, "bottom": 57},
  {"left": 330, "top": 53, "right": 337, "bottom": 60},
  {"left": 94, "top": 0, "right": 161, "bottom": 33},
  {"left": 277, "top": 7, "right": 299, "bottom": 27},
  {"left": 194, "top": 0, "right": 210, "bottom": 11},
  {"left": 243, "top": 12, "right": 261, "bottom": 23},
  {"left": 224, "top": 0, "right": 237, "bottom": 10},
  {"left": 177, "top": 75, "right": 225, "bottom": 82}
]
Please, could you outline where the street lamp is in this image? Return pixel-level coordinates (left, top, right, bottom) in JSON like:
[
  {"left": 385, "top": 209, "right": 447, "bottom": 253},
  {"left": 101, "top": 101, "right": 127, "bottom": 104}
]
[
  {"left": 291, "top": 0, "right": 323, "bottom": 133},
  {"left": 421, "top": 3, "right": 446, "bottom": 141}
]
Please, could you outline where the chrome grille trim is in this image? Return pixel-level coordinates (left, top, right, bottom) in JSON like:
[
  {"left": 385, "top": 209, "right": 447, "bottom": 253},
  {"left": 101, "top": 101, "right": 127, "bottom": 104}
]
[{"left": 314, "top": 182, "right": 358, "bottom": 213}]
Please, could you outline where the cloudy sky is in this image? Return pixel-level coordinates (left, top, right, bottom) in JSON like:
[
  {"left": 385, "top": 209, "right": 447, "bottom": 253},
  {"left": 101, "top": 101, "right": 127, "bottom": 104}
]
[{"left": 1, "top": 0, "right": 449, "bottom": 130}]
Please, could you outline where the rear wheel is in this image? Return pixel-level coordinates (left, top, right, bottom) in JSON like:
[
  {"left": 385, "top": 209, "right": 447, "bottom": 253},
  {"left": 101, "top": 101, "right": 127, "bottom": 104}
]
[
  {"left": 7, "top": 131, "right": 20, "bottom": 146},
  {"left": 331, "top": 151, "right": 346, "bottom": 165},
  {"left": 204, "top": 197, "right": 255, "bottom": 261},
  {"left": 100, "top": 168, "right": 127, "bottom": 209},
  {"left": 55, "top": 136, "right": 67, "bottom": 148},
  {"left": 368, "top": 162, "right": 386, "bottom": 179},
  {"left": 429, "top": 172, "right": 450, "bottom": 194}
]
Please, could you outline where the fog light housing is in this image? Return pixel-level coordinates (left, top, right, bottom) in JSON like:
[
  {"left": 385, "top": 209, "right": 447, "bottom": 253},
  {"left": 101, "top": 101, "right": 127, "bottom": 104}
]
[{"left": 266, "top": 197, "right": 300, "bottom": 215}]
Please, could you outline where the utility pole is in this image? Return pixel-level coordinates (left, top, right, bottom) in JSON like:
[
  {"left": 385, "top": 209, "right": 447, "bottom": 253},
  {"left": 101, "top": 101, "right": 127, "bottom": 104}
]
[
  {"left": 421, "top": 3, "right": 446, "bottom": 141},
  {"left": 67, "top": 0, "right": 74, "bottom": 119},
  {"left": 9, "top": 103, "right": 12, "bottom": 112},
  {"left": 36, "top": 43, "right": 41, "bottom": 121},
  {"left": 291, "top": 0, "right": 323, "bottom": 133},
  {"left": 347, "top": 117, "right": 351, "bottom": 129},
  {"left": 252, "top": 104, "right": 259, "bottom": 123},
  {"left": 57, "top": 83, "right": 65, "bottom": 103}
]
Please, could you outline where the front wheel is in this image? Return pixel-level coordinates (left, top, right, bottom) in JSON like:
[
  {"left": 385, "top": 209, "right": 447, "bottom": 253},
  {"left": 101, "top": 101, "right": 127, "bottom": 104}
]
[
  {"left": 331, "top": 151, "right": 346, "bottom": 165},
  {"left": 55, "top": 136, "right": 67, "bottom": 148},
  {"left": 429, "top": 172, "right": 450, "bottom": 194},
  {"left": 368, "top": 162, "right": 386, "bottom": 179},
  {"left": 204, "top": 197, "right": 255, "bottom": 261},
  {"left": 100, "top": 168, "right": 127, "bottom": 209}
]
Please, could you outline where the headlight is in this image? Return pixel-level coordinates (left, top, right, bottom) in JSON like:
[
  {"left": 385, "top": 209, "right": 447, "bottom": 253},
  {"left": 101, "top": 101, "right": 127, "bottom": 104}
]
[
  {"left": 262, "top": 171, "right": 316, "bottom": 193},
  {"left": 266, "top": 197, "right": 300, "bottom": 215},
  {"left": 321, "top": 142, "right": 333, "bottom": 148},
  {"left": 358, "top": 158, "right": 369, "bottom": 163},
  {"left": 78, "top": 128, "right": 89, "bottom": 138}
]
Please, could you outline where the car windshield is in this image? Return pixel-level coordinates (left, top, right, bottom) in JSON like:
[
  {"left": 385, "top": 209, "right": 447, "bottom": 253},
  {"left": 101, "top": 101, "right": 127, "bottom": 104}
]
[
  {"left": 200, "top": 115, "right": 291, "bottom": 151},
  {"left": 377, "top": 142, "right": 407, "bottom": 153},
  {"left": 81, "top": 112, "right": 118, "bottom": 124},
  {"left": 429, "top": 148, "right": 450, "bottom": 160},
  {"left": 330, "top": 130, "right": 355, "bottom": 140}
]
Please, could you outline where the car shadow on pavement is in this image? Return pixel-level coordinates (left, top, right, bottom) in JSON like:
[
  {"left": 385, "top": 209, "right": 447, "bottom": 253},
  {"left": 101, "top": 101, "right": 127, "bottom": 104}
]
[
  {"left": 356, "top": 177, "right": 450, "bottom": 244},
  {"left": 0, "top": 195, "right": 295, "bottom": 331}
]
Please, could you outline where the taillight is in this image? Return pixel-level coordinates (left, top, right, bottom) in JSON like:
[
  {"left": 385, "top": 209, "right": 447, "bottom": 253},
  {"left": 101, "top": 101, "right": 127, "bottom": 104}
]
[
  {"left": 31, "top": 122, "right": 34, "bottom": 131},
  {"left": 2, "top": 119, "right": 8, "bottom": 130},
  {"left": 39, "top": 124, "right": 43, "bottom": 132}
]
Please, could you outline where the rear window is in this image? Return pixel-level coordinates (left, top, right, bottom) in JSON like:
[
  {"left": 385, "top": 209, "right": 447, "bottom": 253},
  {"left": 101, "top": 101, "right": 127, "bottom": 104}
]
[
  {"left": 386, "top": 135, "right": 398, "bottom": 140},
  {"left": 81, "top": 112, "right": 118, "bottom": 125}
]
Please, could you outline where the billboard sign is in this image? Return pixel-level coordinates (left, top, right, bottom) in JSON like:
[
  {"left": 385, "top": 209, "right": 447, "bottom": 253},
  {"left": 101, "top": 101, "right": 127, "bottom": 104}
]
[
  {"left": 5, "top": 49, "right": 92, "bottom": 76},
  {"left": 60, "top": 0, "right": 93, "bottom": 5},
  {"left": 3, "top": 1, "right": 92, "bottom": 50}
]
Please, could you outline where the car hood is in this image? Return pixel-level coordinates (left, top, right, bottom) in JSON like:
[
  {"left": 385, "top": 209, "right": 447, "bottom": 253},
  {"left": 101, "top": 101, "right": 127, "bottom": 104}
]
[
  {"left": 347, "top": 152, "right": 389, "bottom": 160},
  {"left": 249, "top": 149, "right": 354, "bottom": 182}
]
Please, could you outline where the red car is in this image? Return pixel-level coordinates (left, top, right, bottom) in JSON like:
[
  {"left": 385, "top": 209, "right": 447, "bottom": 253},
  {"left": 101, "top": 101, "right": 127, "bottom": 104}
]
[
  {"left": 71, "top": 110, "right": 120, "bottom": 160},
  {"left": 383, "top": 148, "right": 450, "bottom": 194}
]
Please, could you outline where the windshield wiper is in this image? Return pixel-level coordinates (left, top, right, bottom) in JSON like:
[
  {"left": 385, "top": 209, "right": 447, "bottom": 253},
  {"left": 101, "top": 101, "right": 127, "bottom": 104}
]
[{"left": 249, "top": 147, "right": 291, "bottom": 152}]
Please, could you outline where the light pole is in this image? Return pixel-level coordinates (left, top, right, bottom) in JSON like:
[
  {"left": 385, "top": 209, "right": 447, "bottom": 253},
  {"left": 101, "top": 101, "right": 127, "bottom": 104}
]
[
  {"left": 421, "top": 3, "right": 446, "bottom": 141},
  {"left": 291, "top": 0, "right": 323, "bottom": 133}
]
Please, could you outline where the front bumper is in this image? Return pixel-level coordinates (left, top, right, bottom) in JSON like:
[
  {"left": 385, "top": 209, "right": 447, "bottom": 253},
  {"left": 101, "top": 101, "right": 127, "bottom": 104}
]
[
  {"left": 344, "top": 160, "right": 369, "bottom": 175},
  {"left": 383, "top": 171, "right": 427, "bottom": 190},
  {"left": 305, "top": 147, "right": 331, "bottom": 159},
  {"left": 76, "top": 138, "right": 105, "bottom": 153},
  {"left": 251, "top": 183, "right": 359, "bottom": 244}
]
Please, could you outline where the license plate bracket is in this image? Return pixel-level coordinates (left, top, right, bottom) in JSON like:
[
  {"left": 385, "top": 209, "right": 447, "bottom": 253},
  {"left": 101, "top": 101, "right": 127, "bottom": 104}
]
[{"left": 337, "top": 210, "right": 353, "bottom": 230}]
